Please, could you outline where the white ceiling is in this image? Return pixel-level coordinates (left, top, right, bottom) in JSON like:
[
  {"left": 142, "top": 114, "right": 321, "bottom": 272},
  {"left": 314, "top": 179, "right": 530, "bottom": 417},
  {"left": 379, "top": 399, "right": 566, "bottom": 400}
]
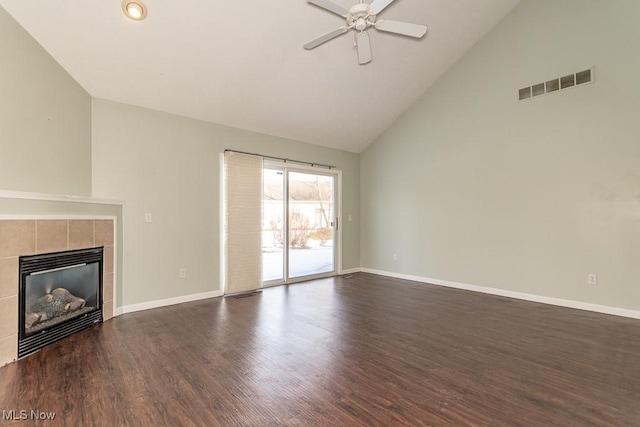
[{"left": 1, "top": 0, "right": 519, "bottom": 153}]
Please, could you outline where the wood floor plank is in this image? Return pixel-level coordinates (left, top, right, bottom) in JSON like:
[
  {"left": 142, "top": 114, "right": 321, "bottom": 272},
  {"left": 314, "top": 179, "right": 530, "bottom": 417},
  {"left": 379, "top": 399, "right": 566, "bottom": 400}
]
[{"left": 1, "top": 272, "right": 640, "bottom": 426}]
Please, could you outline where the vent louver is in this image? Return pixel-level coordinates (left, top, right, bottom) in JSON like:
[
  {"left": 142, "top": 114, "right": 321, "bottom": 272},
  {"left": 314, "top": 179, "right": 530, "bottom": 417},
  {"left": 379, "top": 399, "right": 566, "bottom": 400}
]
[{"left": 519, "top": 68, "right": 593, "bottom": 101}]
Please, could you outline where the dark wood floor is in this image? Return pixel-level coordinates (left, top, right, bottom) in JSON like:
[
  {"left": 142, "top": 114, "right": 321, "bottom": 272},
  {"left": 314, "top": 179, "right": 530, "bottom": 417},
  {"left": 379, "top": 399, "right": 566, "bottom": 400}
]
[{"left": 2, "top": 273, "right": 640, "bottom": 426}]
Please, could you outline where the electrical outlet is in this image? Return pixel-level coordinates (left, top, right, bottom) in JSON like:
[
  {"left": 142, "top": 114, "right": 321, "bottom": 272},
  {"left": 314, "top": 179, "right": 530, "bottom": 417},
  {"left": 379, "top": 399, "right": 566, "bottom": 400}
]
[
  {"left": 144, "top": 213, "right": 153, "bottom": 223},
  {"left": 393, "top": 254, "right": 398, "bottom": 261},
  {"left": 179, "top": 268, "right": 187, "bottom": 279},
  {"left": 588, "top": 274, "right": 597, "bottom": 285},
  {"left": 348, "top": 214, "right": 352, "bottom": 221}
]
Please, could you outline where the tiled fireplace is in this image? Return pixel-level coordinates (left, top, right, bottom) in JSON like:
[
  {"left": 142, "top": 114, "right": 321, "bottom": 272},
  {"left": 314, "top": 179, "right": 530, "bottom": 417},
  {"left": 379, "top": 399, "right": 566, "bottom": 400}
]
[{"left": 0, "top": 219, "right": 115, "bottom": 366}]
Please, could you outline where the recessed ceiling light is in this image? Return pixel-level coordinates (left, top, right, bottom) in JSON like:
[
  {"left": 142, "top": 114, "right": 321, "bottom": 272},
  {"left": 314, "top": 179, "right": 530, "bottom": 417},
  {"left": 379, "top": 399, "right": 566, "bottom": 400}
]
[{"left": 122, "top": 0, "right": 147, "bottom": 21}]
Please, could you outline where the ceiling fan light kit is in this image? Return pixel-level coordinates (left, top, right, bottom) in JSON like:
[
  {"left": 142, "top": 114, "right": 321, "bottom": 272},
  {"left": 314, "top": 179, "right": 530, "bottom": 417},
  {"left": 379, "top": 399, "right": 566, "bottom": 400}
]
[{"left": 304, "top": 0, "right": 427, "bottom": 65}]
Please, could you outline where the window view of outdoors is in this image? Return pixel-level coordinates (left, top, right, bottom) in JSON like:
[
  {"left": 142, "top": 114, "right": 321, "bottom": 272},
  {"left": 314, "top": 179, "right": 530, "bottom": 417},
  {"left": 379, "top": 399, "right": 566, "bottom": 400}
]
[
  {"left": 262, "top": 169, "right": 334, "bottom": 282},
  {"left": 263, "top": 169, "right": 284, "bottom": 282}
]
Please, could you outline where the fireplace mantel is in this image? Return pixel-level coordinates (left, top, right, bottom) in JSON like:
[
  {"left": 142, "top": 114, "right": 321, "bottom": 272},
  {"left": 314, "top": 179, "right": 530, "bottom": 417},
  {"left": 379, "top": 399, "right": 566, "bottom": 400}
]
[{"left": 0, "top": 189, "right": 123, "bottom": 205}]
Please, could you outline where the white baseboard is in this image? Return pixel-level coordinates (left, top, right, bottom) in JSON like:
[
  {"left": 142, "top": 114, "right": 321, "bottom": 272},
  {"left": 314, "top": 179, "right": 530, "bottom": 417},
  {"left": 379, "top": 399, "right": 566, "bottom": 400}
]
[
  {"left": 114, "top": 269, "right": 640, "bottom": 320},
  {"left": 360, "top": 268, "right": 640, "bottom": 320},
  {"left": 120, "top": 290, "right": 223, "bottom": 314}
]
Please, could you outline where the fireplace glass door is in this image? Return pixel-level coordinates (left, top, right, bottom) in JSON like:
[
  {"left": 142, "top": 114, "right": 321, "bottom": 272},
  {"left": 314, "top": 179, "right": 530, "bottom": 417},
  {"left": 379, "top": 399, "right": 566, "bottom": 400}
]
[
  {"left": 19, "top": 247, "right": 103, "bottom": 358},
  {"left": 24, "top": 262, "right": 100, "bottom": 336}
]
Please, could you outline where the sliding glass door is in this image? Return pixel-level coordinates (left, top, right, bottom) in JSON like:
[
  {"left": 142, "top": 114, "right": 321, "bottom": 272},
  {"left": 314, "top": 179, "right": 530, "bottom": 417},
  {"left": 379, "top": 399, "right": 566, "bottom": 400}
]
[
  {"left": 262, "top": 166, "right": 337, "bottom": 285},
  {"left": 287, "top": 171, "right": 335, "bottom": 279}
]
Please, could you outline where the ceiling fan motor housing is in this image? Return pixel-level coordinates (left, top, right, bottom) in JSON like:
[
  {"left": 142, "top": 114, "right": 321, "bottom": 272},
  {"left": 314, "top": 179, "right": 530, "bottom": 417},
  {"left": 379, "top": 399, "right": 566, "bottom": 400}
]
[
  {"left": 349, "top": 3, "right": 370, "bottom": 17},
  {"left": 347, "top": 3, "right": 376, "bottom": 30}
]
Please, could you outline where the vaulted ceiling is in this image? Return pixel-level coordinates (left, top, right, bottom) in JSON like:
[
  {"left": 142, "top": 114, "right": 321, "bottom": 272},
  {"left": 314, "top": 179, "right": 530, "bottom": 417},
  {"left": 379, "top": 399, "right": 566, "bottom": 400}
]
[{"left": 1, "top": 0, "right": 519, "bottom": 152}]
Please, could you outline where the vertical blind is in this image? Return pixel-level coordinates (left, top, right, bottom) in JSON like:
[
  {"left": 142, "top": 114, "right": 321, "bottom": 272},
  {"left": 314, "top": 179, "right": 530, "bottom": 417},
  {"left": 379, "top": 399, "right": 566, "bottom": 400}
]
[{"left": 224, "top": 152, "right": 263, "bottom": 294}]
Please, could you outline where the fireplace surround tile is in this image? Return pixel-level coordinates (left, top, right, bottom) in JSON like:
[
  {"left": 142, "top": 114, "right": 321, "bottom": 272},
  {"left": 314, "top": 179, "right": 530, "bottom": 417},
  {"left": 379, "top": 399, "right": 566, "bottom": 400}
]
[
  {"left": 0, "top": 334, "right": 17, "bottom": 366},
  {"left": 0, "top": 296, "right": 18, "bottom": 339},
  {"left": 104, "top": 300, "right": 113, "bottom": 321},
  {"left": 0, "top": 220, "right": 36, "bottom": 258},
  {"left": 36, "top": 220, "right": 68, "bottom": 254},
  {"left": 104, "top": 273, "right": 114, "bottom": 302},
  {"left": 104, "top": 245, "right": 114, "bottom": 274},
  {"left": 0, "top": 257, "right": 18, "bottom": 299},
  {"left": 69, "top": 220, "right": 94, "bottom": 250},
  {"left": 95, "top": 220, "right": 114, "bottom": 247}
]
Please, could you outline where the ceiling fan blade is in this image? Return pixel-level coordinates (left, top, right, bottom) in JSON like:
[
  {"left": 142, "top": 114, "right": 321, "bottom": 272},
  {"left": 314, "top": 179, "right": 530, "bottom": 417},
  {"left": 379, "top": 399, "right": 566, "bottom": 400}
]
[
  {"left": 307, "top": 0, "right": 349, "bottom": 17},
  {"left": 368, "top": 0, "right": 396, "bottom": 15},
  {"left": 304, "top": 27, "right": 350, "bottom": 50},
  {"left": 375, "top": 20, "right": 428, "bottom": 38},
  {"left": 357, "top": 31, "right": 372, "bottom": 65}
]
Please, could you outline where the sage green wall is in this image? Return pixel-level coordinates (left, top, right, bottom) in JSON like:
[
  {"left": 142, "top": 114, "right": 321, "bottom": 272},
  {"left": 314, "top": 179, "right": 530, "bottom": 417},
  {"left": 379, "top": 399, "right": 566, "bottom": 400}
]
[
  {"left": 0, "top": 7, "right": 92, "bottom": 196},
  {"left": 361, "top": 0, "right": 640, "bottom": 310},
  {"left": 92, "top": 99, "right": 360, "bottom": 306}
]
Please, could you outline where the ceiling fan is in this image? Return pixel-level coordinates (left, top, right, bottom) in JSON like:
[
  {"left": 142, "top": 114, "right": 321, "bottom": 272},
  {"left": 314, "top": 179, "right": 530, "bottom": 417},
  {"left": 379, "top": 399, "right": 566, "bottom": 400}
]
[{"left": 304, "top": 0, "right": 428, "bottom": 65}]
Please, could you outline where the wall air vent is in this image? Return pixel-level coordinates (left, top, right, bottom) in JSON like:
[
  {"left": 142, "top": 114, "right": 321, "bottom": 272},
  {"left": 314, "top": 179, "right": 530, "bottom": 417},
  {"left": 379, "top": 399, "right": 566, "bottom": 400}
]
[{"left": 518, "top": 68, "right": 593, "bottom": 101}]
